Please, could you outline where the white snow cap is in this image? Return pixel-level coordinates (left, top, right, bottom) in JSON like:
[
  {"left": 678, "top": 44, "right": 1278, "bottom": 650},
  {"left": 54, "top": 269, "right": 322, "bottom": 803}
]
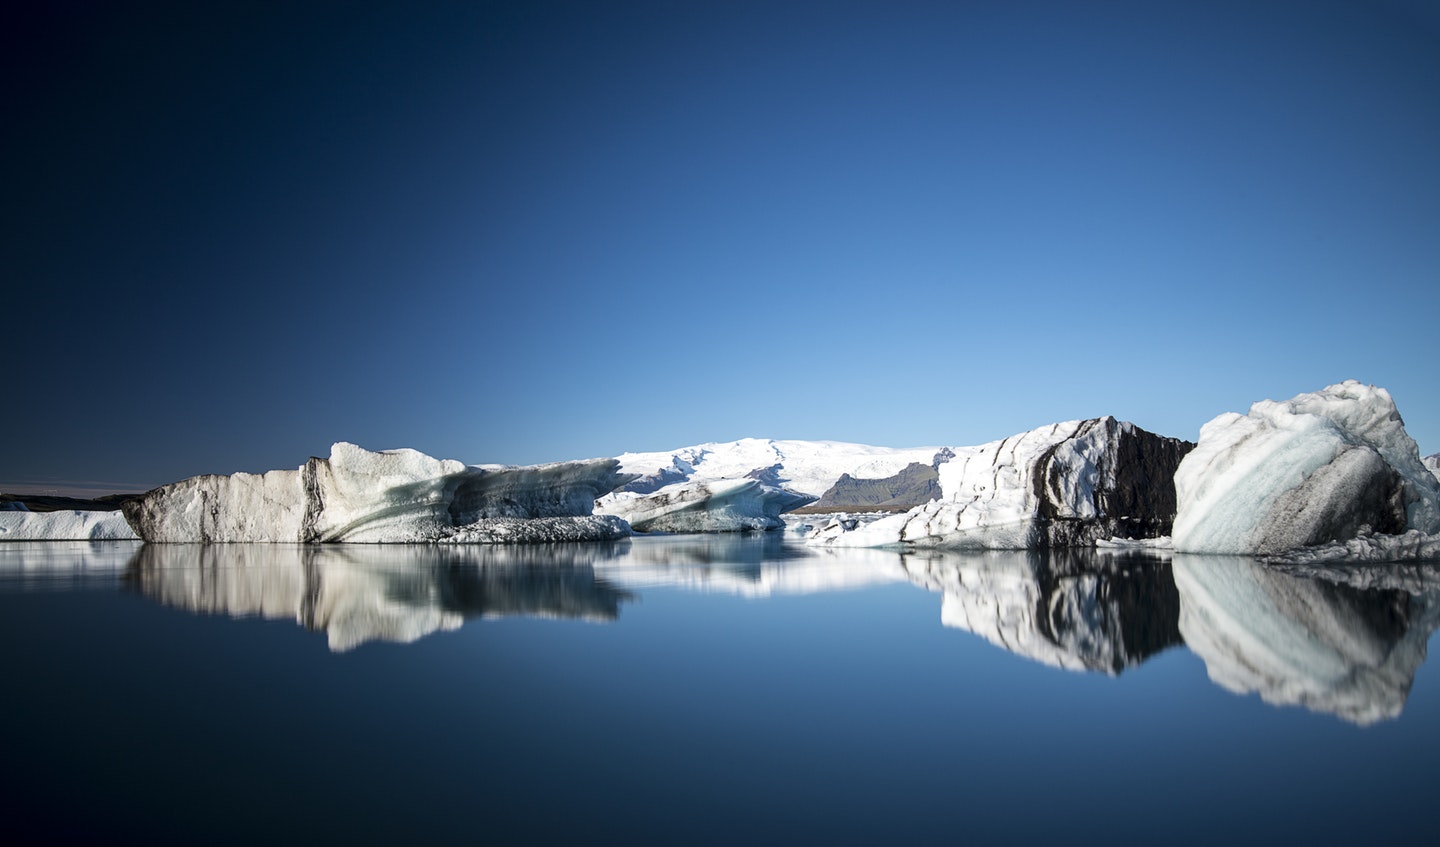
[{"left": 1172, "top": 381, "right": 1440, "bottom": 555}]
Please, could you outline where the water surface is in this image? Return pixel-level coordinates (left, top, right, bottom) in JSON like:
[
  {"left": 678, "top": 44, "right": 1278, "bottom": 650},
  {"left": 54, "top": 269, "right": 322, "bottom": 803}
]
[{"left": 2, "top": 537, "right": 1437, "bottom": 845}]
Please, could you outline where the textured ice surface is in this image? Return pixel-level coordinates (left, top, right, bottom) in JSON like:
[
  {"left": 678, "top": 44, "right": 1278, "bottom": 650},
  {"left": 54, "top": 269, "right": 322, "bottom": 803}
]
[
  {"left": 1173, "top": 553, "right": 1440, "bottom": 725},
  {"left": 809, "top": 417, "right": 1191, "bottom": 549},
  {"left": 1172, "top": 381, "right": 1440, "bottom": 555},
  {"left": 596, "top": 478, "right": 814, "bottom": 532},
  {"left": 0, "top": 509, "right": 139, "bottom": 540},
  {"left": 122, "top": 442, "right": 632, "bottom": 543}
]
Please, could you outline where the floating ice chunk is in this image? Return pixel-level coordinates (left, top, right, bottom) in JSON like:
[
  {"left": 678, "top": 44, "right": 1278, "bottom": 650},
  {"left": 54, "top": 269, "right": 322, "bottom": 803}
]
[
  {"left": 1172, "top": 381, "right": 1440, "bottom": 555},
  {"left": 809, "top": 417, "right": 1191, "bottom": 549},
  {"left": 596, "top": 478, "right": 814, "bottom": 532},
  {"left": 0, "top": 509, "right": 139, "bottom": 540}
]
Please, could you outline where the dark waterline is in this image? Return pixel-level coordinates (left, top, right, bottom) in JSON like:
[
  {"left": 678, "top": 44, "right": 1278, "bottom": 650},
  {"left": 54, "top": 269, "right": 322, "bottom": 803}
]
[{"left": 1, "top": 537, "right": 1438, "bottom": 846}]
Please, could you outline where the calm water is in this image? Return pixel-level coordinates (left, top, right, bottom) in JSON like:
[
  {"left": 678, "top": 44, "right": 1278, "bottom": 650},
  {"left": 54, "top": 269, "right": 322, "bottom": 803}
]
[{"left": 2, "top": 536, "right": 1438, "bottom": 845}]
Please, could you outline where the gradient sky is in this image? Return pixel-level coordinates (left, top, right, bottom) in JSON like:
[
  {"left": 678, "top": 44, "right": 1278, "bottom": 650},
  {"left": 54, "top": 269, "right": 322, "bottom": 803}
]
[{"left": 5, "top": 0, "right": 1438, "bottom": 495}]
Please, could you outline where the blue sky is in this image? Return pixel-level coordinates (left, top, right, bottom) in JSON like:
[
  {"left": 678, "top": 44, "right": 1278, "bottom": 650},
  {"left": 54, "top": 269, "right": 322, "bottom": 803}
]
[{"left": 4, "top": 0, "right": 1438, "bottom": 494}]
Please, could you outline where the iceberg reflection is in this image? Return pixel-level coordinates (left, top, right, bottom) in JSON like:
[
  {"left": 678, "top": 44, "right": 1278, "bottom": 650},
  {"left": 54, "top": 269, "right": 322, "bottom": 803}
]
[
  {"left": 125, "top": 543, "right": 635, "bottom": 651},
  {"left": 901, "top": 548, "right": 1182, "bottom": 674},
  {"left": 1173, "top": 554, "right": 1440, "bottom": 725}
]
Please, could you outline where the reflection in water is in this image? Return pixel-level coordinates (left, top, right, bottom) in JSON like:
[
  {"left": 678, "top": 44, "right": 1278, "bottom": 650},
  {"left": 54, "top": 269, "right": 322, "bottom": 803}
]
[
  {"left": 1173, "top": 554, "right": 1440, "bottom": 725},
  {"left": 125, "top": 543, "right": 634, "bottom": 651},
  {"left": 596, "top": 534, "right": 910, "bottom": 595},
  {"left": 4, "top": 538, "right": 1439, "bottom": 723},
  {"left": 901, "top": 549, "right": 1182, "bottom": 674}
]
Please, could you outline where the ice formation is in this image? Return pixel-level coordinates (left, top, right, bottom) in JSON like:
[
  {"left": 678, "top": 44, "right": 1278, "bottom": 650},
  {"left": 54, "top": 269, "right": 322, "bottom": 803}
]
[
  {"left": 595, "top": 478, "right": 814, "bottom": 532},
  {"left": 122, "top": 442, "right": 633, "bottom": 543},
  {"left": 0, "top": 509, "right": 139, "bottom": 540},
  {"left": 808, "top": 417, "right": 1192, "bottom": 549},
  {"left": 1171, "top": 381, "right": 1440, "bottom": 555},
  {"left": 903, "top": 549, "right": 1181, "bottom": 674},
  {"left": 1426, "top": 452, "right": 1440, "bottom": 483},
  {"left": 1172, "top": 553, "right": 1440, "bottom": 725}
]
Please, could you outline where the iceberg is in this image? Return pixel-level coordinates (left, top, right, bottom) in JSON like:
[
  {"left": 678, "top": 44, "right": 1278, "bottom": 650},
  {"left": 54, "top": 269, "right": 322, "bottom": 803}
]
[
  {"left": 122, "top": 442, "right": 634, "bottom": 543},
  {"left": 1426, "top": 452, "right": 1440, "bottom": 483},
  {"left": 1172, "top": 381, "right": 1440, "bottom": 555},
  {"left": 0, "top": 509, "right": 139, "bottom": 540},
  {"left": 595, "top": 478, "right": 814, "bottom": 532},
  {"left": 809, "top": 417, "right": 1192, "bottom": 549},
  {"left": 1173, "top": 553, "right": 1440, "bottom": 725}
]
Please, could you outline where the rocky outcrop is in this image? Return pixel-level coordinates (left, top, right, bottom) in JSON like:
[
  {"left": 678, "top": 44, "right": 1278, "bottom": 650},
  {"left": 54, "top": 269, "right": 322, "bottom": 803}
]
[
  {"left": 122, "top": 442, "right": 634, "bottom": 543},
  {"left": 810, "top": 417, "right": 1193, "bottom": 549},
  {"left": 1172, "top": 381, "right": 1440, "bottom": 555},
  {"left": 811, "top": 462, "right": 942, "bottom": 510}
]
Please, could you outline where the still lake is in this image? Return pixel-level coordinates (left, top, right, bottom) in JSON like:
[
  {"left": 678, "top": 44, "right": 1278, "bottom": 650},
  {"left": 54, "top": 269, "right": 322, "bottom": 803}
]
[{"left": 2, "top": 535, "right": 1438, "bottom": 845}]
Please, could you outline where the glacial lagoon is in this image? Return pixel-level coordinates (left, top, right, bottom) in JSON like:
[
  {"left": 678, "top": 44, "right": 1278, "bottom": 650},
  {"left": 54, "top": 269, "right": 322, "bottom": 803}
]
[{"left": 2, "top": 536, "right": 1438, "bottom": 845}]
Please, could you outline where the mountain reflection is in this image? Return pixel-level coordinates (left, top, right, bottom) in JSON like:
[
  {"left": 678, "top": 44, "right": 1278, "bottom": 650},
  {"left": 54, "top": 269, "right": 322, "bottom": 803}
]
[
  {"left": 125, "top": 543, "right": 634, "bottom": 651},
  {"left": 1172, "top": 554, "right": 1440, "bottom": 726},
  {"left": 901, "top": 549, "right": 1183, "bottom": 675}
]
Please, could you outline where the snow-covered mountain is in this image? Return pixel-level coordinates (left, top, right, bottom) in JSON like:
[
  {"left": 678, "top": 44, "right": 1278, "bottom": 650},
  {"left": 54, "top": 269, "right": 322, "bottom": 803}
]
[
  {"left": 597, "top": 438, "right": 951, "bottom": 531},
  {"left": 608, "top": 438, "right": 950, "bottom": 498}
]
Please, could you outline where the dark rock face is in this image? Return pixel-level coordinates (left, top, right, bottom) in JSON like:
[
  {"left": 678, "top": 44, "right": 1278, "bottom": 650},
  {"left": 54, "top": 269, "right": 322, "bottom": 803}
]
[
  {"left": 1030, "top": 418, "right": 1195, "bottom": 547},
  {"left": 812, "top": 462, "right": 942, "bottom": 510},
  {"left": 1255, "top": 446, "right": 1408, "bottom": 555}
]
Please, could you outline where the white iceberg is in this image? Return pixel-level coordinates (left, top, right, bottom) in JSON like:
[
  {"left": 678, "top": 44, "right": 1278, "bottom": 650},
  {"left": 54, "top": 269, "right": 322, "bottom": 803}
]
[
  {"left": 1425, "top": 452, "right": 1440, "bottom": 483},
  {"left": 1172, "top": 381, "right": 1440, "bottom": 555},
  {"left": 595, "top": 478, "right": 814, "bottom": 532},
  {"left": 808, "top": 417, "right": 1191, "bottom": 549},
  {"left": 0, "top": 509, "right": 139, "bottom": 540},
  {"left": 123, "top": 442, "right": 633, "bottom": 543}
]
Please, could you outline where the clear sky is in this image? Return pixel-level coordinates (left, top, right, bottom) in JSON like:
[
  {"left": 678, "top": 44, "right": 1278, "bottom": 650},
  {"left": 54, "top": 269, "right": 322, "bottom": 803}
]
[{"left": 4, "top": 0, "right": 1438, "bottom": 495}]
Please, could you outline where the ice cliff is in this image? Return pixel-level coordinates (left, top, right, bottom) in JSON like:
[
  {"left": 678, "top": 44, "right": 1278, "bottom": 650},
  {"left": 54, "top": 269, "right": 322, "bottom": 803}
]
[
  {"left": 1172, "top": 381, "right": 1440, "bottom": 555},
  {"left": 0, "top": 509, "right": 139, "bottom": 540},
  {"left": 122, "top": 442, "right": 633, "bottom": 543},
  {"left": 809, "top": 417, "right": 1192, "bottom": 549}
]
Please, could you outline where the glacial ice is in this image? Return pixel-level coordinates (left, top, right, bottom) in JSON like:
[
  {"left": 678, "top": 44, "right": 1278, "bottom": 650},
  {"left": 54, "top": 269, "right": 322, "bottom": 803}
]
[
  {"left": 595, "top": 478, "right": 814, "bottom": 532},
  {"left": 1172, "top": 381, "right": 1440, "bottom": 555},
  {"left": 1172, "top": 553, "right": 1440, "bottom": 725},
  {"left": 122, "top": 442, "right": 633, "bottom": 543},
  {"left": 0, "top": 509, "right": 139, "bottom": 540},
  {"left": 808, "top": 417, "right": 1192, "bottom": 549}
]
